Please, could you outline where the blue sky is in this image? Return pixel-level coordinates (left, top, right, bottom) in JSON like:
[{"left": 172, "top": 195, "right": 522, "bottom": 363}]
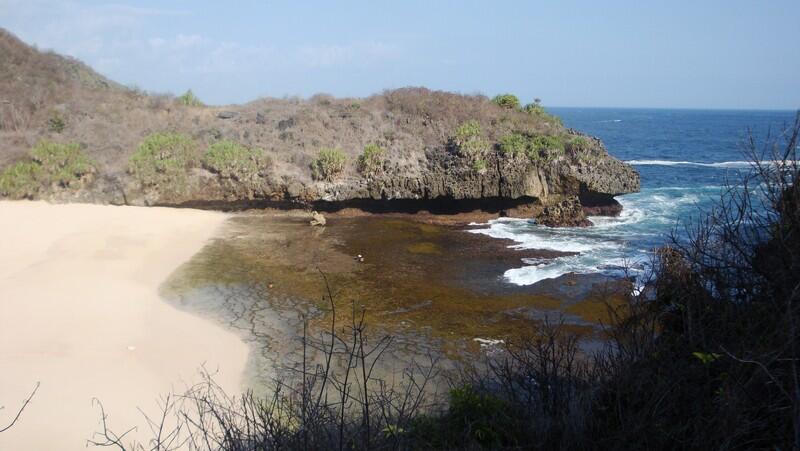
[{"left": 1, "top": 0, "right": 798, "bottom": 109}]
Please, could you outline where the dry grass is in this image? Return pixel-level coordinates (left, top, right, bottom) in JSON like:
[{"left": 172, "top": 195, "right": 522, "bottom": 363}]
[{"left": 0, "top": 29, "right": 568, "bottom": 189}]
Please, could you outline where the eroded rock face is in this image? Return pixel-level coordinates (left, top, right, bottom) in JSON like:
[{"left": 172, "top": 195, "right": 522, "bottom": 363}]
[
  {"left": 304, "top": 141, "right": 639, "bottom": 224},
  {"left": 536, "top": 196, "right": 593, "bottom": 227},
  {"left": 136, "top": 131, "right": 639, "bottom": 229}
]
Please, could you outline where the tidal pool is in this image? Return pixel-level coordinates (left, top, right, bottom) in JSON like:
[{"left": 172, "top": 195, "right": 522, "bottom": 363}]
[{"left": 162, "top": 211, "right": 626, "bottom": 388}]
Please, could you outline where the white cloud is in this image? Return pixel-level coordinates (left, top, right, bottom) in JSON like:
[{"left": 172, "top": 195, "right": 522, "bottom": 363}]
[
  {"left": 297, "top": 42, "right": 399, "bottom": 68},
  {"left": 147, "top": 37, "right": 166, "bottom": 49},
  {"left": 174, "top": 34, "right": 204, "bottom": 49},
  {"left": 0, "top": 1, "right": 403, "bottom": 102}
]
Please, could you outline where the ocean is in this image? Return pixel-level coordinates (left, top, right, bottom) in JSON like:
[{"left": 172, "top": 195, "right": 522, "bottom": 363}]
[{"left": 469, "top": 108, "right": 797, "bottom": 285}]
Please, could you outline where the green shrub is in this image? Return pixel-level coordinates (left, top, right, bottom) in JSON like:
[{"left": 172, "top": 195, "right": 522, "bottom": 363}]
[
  {"left": 129, "top": 132, "right": 200, "bottom": 187},
  {"left": 472, "top": 158, "right": 487, "bottom": 173},
  {"left": 0, "top": 161, "right": 43, "bottom": 198},
  {"left": 204, "top": 140, "right": 268, "bottom": 181},
  {"left": 521, "top": 135, "right": 564, "bottom": 161},
  {"left": 357, "top": 143, "right": 386, "bottom": 176},
  {"left": 524, "top": 101, "right": 564, "bottom": 127},
  {"left": 499, "top": 133, "right": 527, "bottom": 156},
  {"left": 448, "top": 386, "right": 513, "bottom": 447},
  {"left": 529, "top": 135, "right": 564, "bottom": 152},
  {"left": 523, "top": 102, "right": 546, "bottom": 115},
  {"left": 567, "top": 136, "right": 591, "bottom": 154},
  {"left": 48, "top": 112, "right": 66, "bottom": 133},
  {"left": 177, "top": 89, "right": 204, "bottom": 107},
  {"left": 311, "top": 148, "right": 347, "bottom": 182},
  {"left": 492, "top": 94, "right": 521, "bottom": 110},
  {"left": 452, "top": 120, "right": 488, "bottom": 157},
  {"left": 0, "top": 140, "right": 94, "bottom": 198},
  {"left": 30, "top": 140, "right": 94, "bottom": 186}
]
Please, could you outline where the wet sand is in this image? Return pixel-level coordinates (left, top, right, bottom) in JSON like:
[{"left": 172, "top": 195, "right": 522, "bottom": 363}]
[{"left": 0, "top": 201, "right": 248, "bottom": 450}]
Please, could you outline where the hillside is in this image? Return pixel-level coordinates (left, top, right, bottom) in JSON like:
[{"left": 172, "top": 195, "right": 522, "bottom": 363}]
[{"left": 0, "top": 28, "right": 639, "bottom": 224}]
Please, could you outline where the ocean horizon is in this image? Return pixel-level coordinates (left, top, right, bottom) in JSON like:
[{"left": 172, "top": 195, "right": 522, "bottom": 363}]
[{"left": 469, "top": 107, "right": 797, "bottom": 285}]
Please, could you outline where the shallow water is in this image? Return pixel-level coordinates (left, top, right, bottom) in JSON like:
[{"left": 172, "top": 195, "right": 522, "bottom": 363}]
[
  {"left": 161, "top": 109, "right": 796, "bottom": 384},
  {"left": 162, "top": 214, "right": 626, "bottom": 385}
]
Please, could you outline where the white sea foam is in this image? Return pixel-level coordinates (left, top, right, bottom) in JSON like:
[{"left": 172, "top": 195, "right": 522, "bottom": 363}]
[
  {"left": 626, "top": 159, "right": 796, "bottom": 169},
  {"left": 625, "top": 159, "right": 752, "bottom": 168},
  {"left": 469, "top": 185, "right": 722, "bottom": 286}
]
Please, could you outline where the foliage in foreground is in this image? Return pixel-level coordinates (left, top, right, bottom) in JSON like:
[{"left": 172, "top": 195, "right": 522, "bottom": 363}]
[
  {"left": 85, "top": 115, "right": 800, "bottom": 450},
  {"left": 0, "top": 140, "right": 94, "bottom": 198}
]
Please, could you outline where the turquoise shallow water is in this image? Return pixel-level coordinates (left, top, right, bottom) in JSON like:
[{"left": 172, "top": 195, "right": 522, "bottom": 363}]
[{"left": 470, "top": 108, "right": 797, "bottom": 285}]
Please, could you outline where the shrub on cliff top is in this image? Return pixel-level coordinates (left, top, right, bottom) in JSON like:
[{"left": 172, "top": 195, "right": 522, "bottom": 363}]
[
  {"left": 204, "top": 140, "right": 269, "bottom": 181},
  {"left": 523, "top": 102, "right": 545, "bottom": 115},
  {"left": 524, "top": 101, "right": 564, "bottom": 128},
  {"left": 129, "top": 132, "right": 201, "bottom": 187},
  {"left": 311, "top": 148, "right": 347, "bottom": 182},
  {"left": 177, "top": 89, "right": 204, "bottom": 107},
  {"left": 0, "top": 140, "right": 94, "bottom": 198},
  {"left": 492, "top": 94, "right": 521, "bottom": 110},
  {"left": 529, "top": 135, "right": 564, "bottom": 153},
  {"left": 452, "top": 120, "right": 489, "bottom": 157},
  {"left": 357, "top": 143, "right": 386, "bottom": 177},
  {"left": 567, "top": 136, "right": 590, "bottom": 152},
  {"left": 499, "top": 133, "right": 527, "bottom": 156}
]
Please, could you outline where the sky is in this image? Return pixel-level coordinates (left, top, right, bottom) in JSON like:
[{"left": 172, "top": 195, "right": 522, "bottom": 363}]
[{"left": 1, "top": 0, "right": 798, "bottom": 109}]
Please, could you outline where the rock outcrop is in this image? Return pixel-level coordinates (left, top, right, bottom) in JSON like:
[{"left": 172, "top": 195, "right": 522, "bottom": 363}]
[
  {"left": 536, "top": 196, "right": 592, "bottom": 227},
  {"left": 0, "top": 28, "right": 640, "bottom": 226}
]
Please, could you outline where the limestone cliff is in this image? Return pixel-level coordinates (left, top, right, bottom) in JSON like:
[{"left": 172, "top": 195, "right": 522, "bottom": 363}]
[{"left": 0, "top": 28, "right": 639, "bottom": 225}]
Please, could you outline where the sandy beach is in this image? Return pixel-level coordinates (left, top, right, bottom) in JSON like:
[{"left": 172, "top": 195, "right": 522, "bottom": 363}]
[{"left": 0, "top": 201, "right": 249, "bottom": 450}]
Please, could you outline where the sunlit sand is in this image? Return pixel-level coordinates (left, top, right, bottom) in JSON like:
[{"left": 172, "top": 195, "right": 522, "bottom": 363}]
[{"left": 0, "top": 201, "right": 248, "bottom": 450}]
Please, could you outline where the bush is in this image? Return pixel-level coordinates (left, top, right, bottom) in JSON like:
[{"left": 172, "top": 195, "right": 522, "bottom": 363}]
[
  {"left": 498, "top": 133, "right": 527, "bottom": 156},
  {"left": 529, "top": 134, "right": 565, "bottom": 160},
  {"left": 0, "top": 140, "right": 94, "bottom": 198},
  {"left": 472, "top": 158, "right": 487, "bottom": 173},
  {"left": 30, "top": 140, "right": 94, "bottom": 186},
  {"left": 0, "top": 161, "right": 42, "bottom": 198},
  {"left": 357, "top": 143, "right": 386, "bottom": 176},
  {"left": 567, "top": 136, "right": 590, "bottom": 152},
  {"left": 523, "top": 102, "right": 546, "bottom": 115},
  {"left": 492, "top": 94, "right": 521, "bottom": 110},
  {"left": 311, "top": 148, "right": 347, "bottom": 181},
  {"left": 452, "top": 120, "right": 488, "bottom": 157},
  {"left": 204, "top": 140, "right": 268, "bottom": 181},
  {"left": 446, "top": 386, "right": 513, "bottom": 447},
  {"left": 129, "top": 132, "right": 200, "bottom": 187},
  {"left": 498, "top": 133, "right": 565, "bottom": 162},
  {"left": 525, "top": 102, "right": 564, "bottom": 128},
  {"left": 177, "top": 89, "right": 203, "bottom": 107},
  {"left": 47, "top": 112, "right": 66, "bottom": 133}
]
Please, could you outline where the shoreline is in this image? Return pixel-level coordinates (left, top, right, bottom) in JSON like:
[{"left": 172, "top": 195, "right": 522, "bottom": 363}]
[{"left": 0, "top": 201, "right": 249, "bottom": 450}]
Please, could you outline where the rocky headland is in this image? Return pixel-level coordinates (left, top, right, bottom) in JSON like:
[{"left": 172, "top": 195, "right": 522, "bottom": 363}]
[{"left": 0, "top": 29, "right": 639, "bottom": 225}]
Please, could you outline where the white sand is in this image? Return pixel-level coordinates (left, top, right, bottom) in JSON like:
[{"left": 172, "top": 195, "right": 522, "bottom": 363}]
[{"left": 0, "top": 201, "right": 248, "bottom": 450}]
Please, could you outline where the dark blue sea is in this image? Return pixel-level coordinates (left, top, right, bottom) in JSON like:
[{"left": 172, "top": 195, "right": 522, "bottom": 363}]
[{"left": 470, "top": 108, "right": 797, "bottom": 285}]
